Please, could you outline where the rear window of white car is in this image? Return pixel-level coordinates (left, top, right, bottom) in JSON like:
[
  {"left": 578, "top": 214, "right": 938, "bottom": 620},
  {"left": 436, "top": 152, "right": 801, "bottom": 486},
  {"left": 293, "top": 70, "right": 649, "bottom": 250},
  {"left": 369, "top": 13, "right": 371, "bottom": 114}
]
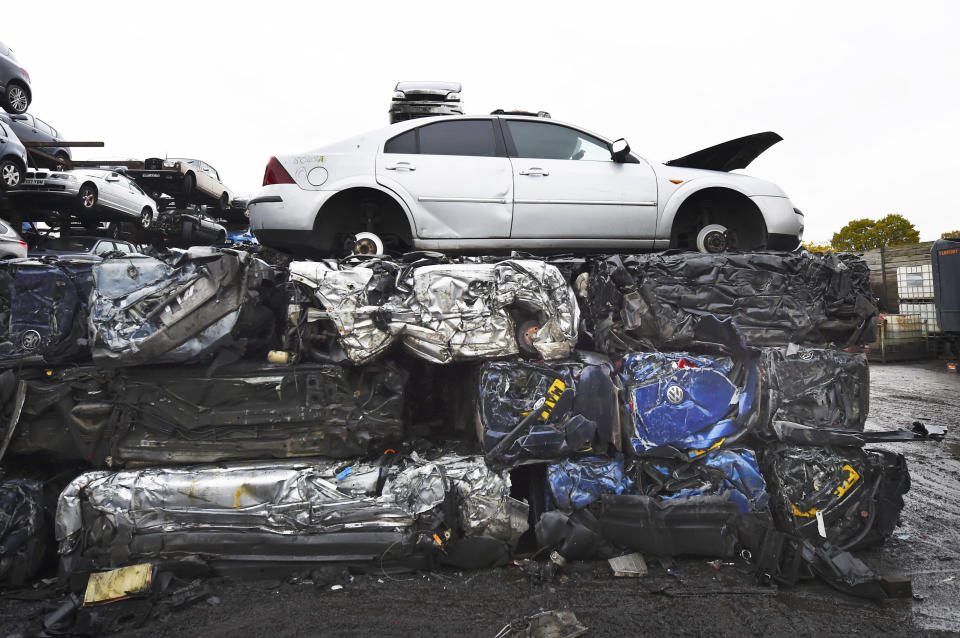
[{"left": 385, "top": 120, "right": 500, "bottom": 157}]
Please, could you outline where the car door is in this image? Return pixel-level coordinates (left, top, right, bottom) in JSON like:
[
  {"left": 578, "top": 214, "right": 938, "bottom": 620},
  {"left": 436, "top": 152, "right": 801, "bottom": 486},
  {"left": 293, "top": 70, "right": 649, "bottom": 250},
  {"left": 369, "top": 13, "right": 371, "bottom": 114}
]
[
  {"left": 100, "top": 172, "right": 131, "bottom": 213},
  {"left": 375, "top": 118, "right": 513, "bottom": 238},
  {"left": 10, "top": 114, "right": 39, "bottom": 144},
  {"left": 504, "top": 119, "right": 659, "bottom": 239},
  {"left": 124, "top": 176, "right": 147, "bottom": 213}
]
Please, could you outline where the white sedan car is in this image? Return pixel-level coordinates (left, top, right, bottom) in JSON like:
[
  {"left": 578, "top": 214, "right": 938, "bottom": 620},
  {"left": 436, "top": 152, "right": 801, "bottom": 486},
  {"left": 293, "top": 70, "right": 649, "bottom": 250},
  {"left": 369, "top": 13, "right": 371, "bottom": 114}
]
[
  {"left": 249, "top": 115, "right": 803, "bottom": 256},
  {"left": 19, "top": 168, "right": 158, "bottom": 228}
]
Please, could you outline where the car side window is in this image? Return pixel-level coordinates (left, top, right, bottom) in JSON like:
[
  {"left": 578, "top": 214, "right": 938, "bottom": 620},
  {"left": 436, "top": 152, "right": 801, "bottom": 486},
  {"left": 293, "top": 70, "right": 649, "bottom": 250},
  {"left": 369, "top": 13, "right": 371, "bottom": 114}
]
[
  {"left": 94, "top": 241, "right": 115, "bottom": 255},
  {"left": 113, "top": 242, "right": 132, "bottom": 254},
  {"left": 385, "top": 130, "right": 417, "bottom": 154},
  {"left": 417, "top": 120, "right": 498, "bottom": 157},
  {"left": 506, "top": 120, "right": 612, "bottom": 161},
  {"left": 36, "top": 120, "right": 54, "bottom": 137}
]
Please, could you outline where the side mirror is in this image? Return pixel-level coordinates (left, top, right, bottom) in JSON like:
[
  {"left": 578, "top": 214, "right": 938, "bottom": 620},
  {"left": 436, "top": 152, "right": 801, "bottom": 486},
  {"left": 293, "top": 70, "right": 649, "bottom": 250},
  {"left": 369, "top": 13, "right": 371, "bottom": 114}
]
[
  {"left": 611, "top": 138, "right": 631, "bottom": 162},
  {"left": 105, "top": 175, "right": 119, "bottom": 182}
]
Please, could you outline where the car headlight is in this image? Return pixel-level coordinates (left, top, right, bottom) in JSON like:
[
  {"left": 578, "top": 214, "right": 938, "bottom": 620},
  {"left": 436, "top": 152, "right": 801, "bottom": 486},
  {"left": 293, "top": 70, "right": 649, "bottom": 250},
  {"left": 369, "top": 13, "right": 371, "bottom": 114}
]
[
  {"left": 446, "top": 92, "right": 461, "bottom": 101},
  {"left": 50, "top": 173, "right": 77, "bottom": 181},
  {"left": 163, "top": 160, "right": 177, "bottom": 168},
  {"left": 392, "top": 91, "right": 405, "bottom": 100}
]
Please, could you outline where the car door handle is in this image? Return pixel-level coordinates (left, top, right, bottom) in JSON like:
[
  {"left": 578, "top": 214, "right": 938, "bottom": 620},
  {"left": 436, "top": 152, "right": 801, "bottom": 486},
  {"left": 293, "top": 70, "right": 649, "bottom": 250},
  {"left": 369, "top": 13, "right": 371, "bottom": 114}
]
[
  {"left": 519, "top": 168, "right": 549, "bottom": 176},
  {"left": 385, "top": 162, "right": 416, "bottom": 171}
]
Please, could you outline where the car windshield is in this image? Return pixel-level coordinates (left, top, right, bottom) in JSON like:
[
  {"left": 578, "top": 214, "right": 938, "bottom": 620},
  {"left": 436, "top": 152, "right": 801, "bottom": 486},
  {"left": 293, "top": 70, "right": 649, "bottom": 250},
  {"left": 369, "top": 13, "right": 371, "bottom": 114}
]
[
  {"left": 169, "top": 158, "right": 200, "bottom": 167},
  {"left": 39, "top": 237, "right": 98, "bottom": 252}
]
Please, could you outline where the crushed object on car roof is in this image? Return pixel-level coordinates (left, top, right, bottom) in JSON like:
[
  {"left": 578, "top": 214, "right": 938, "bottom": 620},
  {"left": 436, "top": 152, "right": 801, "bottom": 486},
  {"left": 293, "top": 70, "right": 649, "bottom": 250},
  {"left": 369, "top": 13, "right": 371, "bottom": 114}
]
[{"left": 284, "top": 255, "right": 578, "bottom": 364}]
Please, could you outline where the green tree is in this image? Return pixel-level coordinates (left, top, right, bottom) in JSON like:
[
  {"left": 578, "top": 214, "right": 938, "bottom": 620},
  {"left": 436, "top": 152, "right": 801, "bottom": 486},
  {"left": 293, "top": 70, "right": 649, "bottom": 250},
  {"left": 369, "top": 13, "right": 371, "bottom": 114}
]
[
  {"left": 802, "top": 241, "right": 833, "bottom": 253},
  {"left": 830, "top": 214, "right": 920, "bottom": 252}
]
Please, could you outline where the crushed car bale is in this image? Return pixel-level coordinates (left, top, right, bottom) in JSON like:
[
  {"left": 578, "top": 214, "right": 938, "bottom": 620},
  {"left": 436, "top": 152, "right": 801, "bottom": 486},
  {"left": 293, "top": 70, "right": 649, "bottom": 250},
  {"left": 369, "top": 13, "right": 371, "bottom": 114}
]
[
  {"left": 582, "top": 250, "right": 877, "bottom": 353},
  {"left": 0, "top": 249, "right": 932, "bottom": 608},
  {"left": 286, "top": 256, "right": 578, "bottom": 364}
]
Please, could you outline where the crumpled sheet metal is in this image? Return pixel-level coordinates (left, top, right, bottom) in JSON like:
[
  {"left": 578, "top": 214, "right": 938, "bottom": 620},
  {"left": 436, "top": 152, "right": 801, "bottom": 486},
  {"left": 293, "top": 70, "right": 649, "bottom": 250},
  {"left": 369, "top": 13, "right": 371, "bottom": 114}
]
[
  {"left": 478, "top": 353, "right": 621, "bottom": 464},
  {"left": 761, "top": 444, "right": 910, "bottom": 551},
  {"left": 289, "top": 257, "right": 578, "bottom": 364},
  {"left": 621, "top": 349, "right": 758, "bottom": 454},
  {"left": 547, "top": 456, "right": 632, "bottom": 510},
  {"left": 0, "top": 258, "right": 95, "bottom": 367},
  {"left": 56, "top": 460, "right": 413, "bottom": 568},
  {"left": 3, "top": 360, "right": 408, "bottom": 466},
  {"left": 89, "top": 248, "right": 276, "bottom": 366},
  {"left": 584, "top": 251, "right": 878, "bottom": 353},
  {"left": 759, "top": 346, "right": 868, "bottom": 431},
  {"left": 642, "top": 448, "right": 769, "bottom": 515},
  {"left": 56, "top": 454, "right": 526, "bottom": 571},
  {"left": 383, "top": 453, "right": 528, "bottom": 547},
  {"left": 0, "top": 478, "right": 47, "bottom": 586}
]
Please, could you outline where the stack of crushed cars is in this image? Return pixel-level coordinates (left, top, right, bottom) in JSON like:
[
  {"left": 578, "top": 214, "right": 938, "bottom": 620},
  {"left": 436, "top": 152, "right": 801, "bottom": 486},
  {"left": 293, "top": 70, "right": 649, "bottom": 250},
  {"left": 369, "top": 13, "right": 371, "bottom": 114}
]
[{"left": 0, "top": 247, "right": 943, "bottom": 612}]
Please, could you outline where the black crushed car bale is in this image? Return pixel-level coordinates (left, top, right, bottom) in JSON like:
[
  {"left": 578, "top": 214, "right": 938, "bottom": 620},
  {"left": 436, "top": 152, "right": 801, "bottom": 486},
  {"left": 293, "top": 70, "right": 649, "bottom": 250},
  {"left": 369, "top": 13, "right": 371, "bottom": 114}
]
[
  {"left": 583, "top": 251, "right": 877, "bottom": 353},
  {"left": 759, "top": 346, "right": 869, "bottom": 431}
]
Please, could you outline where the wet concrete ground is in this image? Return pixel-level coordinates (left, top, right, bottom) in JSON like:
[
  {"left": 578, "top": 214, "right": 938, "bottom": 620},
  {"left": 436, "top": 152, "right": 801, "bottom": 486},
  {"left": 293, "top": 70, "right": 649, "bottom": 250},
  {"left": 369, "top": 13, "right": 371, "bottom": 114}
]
[{"left": 2, "top": 361, "right": 958, "bottom": 637}]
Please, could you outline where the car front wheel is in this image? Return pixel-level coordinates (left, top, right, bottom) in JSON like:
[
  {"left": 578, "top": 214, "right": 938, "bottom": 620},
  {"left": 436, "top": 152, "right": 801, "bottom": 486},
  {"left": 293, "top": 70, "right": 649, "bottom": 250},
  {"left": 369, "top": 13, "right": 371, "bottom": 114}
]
[
  {"left": 140, "top": 207, "right": 153, "bottom": 229},
  {"left": 0, "top": 160, "right": 21, "bottom": 189}
]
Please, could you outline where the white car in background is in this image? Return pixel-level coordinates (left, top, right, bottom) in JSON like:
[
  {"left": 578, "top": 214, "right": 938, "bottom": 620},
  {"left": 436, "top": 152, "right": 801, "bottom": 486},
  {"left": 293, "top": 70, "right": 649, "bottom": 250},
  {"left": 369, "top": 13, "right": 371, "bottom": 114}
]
[
  {"left": 249, "top": 114, "right": 803, "bottom": 256},
  {"left": 19, "top": 168, "right": 158, "bottom": 228},
  {"left": 0, "top": 217, "right": 27, "bottom": 258}
]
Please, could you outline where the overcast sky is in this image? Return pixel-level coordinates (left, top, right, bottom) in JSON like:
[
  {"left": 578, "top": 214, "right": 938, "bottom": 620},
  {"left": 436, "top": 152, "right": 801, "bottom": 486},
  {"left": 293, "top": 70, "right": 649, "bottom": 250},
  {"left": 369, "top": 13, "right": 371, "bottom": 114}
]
[{"left": 7, "top": 1, "right": 959, "bottom": 242}]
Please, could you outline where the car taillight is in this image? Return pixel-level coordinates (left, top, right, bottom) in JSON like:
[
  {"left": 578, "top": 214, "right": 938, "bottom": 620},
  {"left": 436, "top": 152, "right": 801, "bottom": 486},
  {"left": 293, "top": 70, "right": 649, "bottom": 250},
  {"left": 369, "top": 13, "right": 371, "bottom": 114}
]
[
  {"left": 19, "top": 241, "right": 27, "bottom": 249},
  {"left": 21, "top": 68, "right": 29, "bottom": 82},
  {"left": 262, "top": 157, "right": 295, "bottom": 186}
]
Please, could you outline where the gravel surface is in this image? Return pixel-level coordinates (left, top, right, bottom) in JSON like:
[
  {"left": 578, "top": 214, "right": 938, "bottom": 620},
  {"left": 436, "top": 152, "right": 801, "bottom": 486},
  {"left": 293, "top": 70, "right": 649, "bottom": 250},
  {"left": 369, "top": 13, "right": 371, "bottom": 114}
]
[{"left": 1, "top": 361, "right": 958, "bottom": 637}]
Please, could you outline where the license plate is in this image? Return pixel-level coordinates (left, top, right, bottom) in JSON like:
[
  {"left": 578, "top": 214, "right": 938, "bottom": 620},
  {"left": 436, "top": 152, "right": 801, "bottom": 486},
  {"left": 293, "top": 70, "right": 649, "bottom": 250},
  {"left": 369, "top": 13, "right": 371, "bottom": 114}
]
[
  {"left": 22, "top": 178, "right": 41, "bottom": 185},
  {"left": 142, "top": 172, "right": 161, "bottom": 178}
]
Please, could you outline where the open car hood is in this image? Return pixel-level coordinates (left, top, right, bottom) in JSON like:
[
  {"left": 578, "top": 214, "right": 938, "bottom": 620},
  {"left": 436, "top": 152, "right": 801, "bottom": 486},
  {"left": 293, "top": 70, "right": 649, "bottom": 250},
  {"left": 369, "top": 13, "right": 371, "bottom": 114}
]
[{"left": 666, "top": 132, "right": 783, "bottom": 172}]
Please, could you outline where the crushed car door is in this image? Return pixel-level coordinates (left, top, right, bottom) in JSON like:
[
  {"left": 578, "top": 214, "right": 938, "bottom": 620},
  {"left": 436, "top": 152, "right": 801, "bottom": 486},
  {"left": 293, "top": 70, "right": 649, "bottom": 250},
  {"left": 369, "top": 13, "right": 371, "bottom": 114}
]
[
  {"left": 504, "top": 119, "right": 659, "bottom": 239},
  {"left": 376, "top": 119, "right": 513, "bottom": 239}
]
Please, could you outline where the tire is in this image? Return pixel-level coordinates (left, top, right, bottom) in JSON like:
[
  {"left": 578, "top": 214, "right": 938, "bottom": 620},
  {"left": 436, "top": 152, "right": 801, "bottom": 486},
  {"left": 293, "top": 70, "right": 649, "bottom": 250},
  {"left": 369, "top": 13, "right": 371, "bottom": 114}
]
[
  {"left": 140, "top": 207, "right": 153, "bottom": 229},
  {"left": 182, "top": 172, "right": 195, "bottom": 197},
  {"left": 216, "top": 231, "right": 226, "bottom": 244},
  {"left": 54, "top": 153, "right": 69, "bottom": 171},
  {"left": 3, "top": 83, "right": 29, "bottom": 114},
  {"left": 218, "top": 192, "right": 229, "bottom": 212},
  {"left": 78, "top": 183, "right": 98, "bottom": 210},
  {"left": 0, "top": 159, "right": 22, "bottom": 189}
]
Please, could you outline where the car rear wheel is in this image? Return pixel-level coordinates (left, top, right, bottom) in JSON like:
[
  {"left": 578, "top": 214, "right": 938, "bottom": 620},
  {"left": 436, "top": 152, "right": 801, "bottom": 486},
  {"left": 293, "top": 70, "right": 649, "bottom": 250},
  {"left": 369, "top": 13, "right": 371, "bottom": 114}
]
[
  {"left": 3, "top": 83, "right": 29, "bottom": 114},
  {"left": 0, "top": 160, "right": 22, "bottom": 189},
  {"left": 54, "top": 152, "right": 69, "bottom": 171},
  {"left": 140, "top": 207, "right": 153, "bottom": 229},
  {"left": 78, "top": 184, "right": 98, "bottom": 210}
]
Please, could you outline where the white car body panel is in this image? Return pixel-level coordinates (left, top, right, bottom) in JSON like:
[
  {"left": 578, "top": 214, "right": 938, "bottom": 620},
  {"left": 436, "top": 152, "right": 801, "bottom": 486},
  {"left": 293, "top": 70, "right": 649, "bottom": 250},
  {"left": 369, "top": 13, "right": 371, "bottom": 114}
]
[{"left": 376, "top": 153, "right": 513, "bottom": 238}]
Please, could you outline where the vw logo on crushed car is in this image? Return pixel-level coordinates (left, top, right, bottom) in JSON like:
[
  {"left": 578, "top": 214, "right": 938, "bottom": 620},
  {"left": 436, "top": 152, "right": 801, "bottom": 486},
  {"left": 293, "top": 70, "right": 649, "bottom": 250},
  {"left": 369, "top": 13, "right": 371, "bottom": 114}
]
[{"left": 666, "top": 384, "right": 685, "bottom": 404}]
